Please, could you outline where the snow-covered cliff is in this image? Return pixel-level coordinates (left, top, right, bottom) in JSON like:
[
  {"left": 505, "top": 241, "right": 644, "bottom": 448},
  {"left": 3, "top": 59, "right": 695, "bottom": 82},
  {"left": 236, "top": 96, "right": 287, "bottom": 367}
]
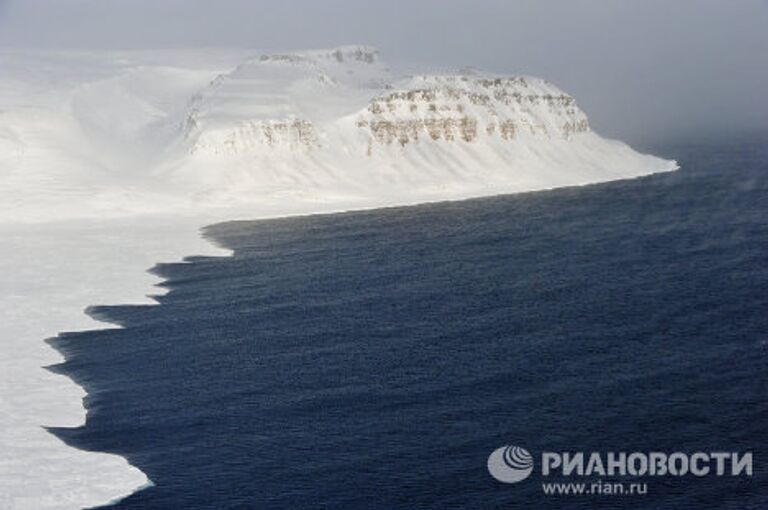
[
  {"left": 0, "top": 46, "right": 676, "bottom": 221},
  {"left": 171, "top": 45, "right": 675, "bottom": 202}
]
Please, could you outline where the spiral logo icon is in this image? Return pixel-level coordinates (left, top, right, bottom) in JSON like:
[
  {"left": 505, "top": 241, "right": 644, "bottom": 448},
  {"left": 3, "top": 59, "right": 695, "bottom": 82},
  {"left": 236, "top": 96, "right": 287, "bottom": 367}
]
[{"left": 487, "top": 445, "right": 534, "bottom": 483}]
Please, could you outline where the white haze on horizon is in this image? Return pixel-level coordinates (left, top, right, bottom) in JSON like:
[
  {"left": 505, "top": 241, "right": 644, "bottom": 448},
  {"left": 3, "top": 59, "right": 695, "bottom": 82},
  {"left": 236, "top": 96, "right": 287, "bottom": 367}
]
[{"left": 0, "top": 0, "right": 767, "bottom": 145}]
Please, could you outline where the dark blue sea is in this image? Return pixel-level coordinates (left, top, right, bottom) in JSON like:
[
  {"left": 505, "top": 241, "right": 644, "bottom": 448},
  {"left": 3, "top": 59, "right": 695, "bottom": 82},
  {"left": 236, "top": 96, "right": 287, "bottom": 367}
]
[{"left": 50, "top": 135, "right": 768, "bottom": 509}]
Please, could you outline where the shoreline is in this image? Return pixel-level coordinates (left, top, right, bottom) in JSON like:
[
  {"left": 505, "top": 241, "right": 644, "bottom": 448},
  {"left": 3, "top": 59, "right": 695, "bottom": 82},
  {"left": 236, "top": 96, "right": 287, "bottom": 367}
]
[
  {"left": 0, "top": 218, "right": 230, "bottom": 509},
  {"left": 0, "top": 167, "right": 678, "bottom": 509}
]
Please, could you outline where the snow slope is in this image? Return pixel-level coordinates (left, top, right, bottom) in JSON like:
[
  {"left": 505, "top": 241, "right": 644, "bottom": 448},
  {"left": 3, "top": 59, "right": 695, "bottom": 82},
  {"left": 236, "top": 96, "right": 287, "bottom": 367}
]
[{"left": 0, "top": 47, "right": 676, "bottom": 509}]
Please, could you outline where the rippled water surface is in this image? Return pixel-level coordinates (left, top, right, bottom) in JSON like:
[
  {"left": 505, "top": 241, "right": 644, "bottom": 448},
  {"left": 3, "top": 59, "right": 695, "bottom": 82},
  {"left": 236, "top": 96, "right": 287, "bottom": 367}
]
[{"left": 51, "top": 137, "right": 768, "bottom": 509}]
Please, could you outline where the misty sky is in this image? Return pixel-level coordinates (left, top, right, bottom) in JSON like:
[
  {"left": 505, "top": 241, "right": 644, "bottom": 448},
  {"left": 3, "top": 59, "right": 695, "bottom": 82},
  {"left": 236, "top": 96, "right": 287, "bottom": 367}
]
[{"left": 1, "top": 0, "right": 766, "bottom": 144}]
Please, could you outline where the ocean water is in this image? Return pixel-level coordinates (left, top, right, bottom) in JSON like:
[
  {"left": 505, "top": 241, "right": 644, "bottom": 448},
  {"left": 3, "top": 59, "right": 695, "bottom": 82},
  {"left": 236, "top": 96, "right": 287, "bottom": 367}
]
[{"left": 50, "top": 136, "right": 768, "bottom": 509}]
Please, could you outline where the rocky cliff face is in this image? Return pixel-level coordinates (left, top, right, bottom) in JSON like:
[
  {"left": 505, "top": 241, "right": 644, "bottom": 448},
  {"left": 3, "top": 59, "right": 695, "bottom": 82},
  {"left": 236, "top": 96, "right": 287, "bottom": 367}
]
[
  {"left": 191, "top": 119, "right": 319, "bottom": 155},
  {"left": 356, "top": 75, "right": 589, "bottom": 154}
]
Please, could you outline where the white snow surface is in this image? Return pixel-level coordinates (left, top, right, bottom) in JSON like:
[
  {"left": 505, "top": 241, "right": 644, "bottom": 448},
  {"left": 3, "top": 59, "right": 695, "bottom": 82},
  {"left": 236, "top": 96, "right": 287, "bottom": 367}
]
[{"left": 0, "top": 47, "right": 676, "bottom": 509}]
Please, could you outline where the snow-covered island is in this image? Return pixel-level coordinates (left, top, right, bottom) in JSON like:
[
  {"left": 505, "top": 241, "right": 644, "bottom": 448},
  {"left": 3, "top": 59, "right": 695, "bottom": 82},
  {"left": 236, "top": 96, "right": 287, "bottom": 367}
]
[
  {"left": 2, "top": 46, "right": 675, "bottom": 222},
  {"left": 0, "top": 46, "right": 676, "bottom": 509}
]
